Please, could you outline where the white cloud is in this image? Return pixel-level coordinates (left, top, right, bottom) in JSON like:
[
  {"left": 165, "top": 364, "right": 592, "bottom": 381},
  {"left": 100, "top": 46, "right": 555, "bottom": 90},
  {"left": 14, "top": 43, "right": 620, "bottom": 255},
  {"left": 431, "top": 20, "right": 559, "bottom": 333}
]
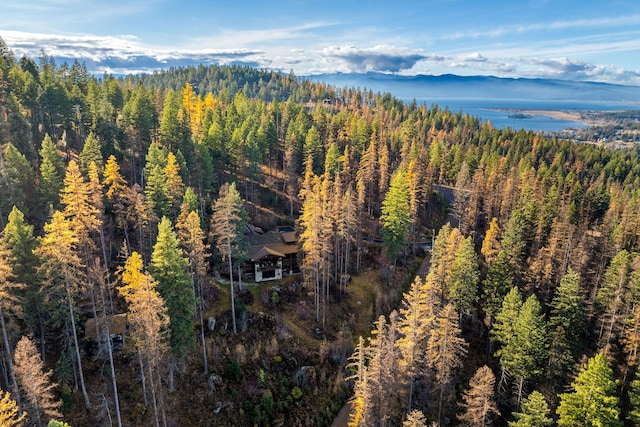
[
  {"left": 321, "top": 45, "right": 433, "bottom": 73},
  {"left": 2, "top": 30, "right": 266, "bottom": 73}
]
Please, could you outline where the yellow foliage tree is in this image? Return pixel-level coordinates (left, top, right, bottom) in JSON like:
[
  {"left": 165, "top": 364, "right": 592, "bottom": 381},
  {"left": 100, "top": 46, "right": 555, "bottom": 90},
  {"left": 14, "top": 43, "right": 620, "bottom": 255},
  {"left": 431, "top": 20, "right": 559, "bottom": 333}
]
[{"left": 0, "top": 390, "right": 25, "bottom": 427}]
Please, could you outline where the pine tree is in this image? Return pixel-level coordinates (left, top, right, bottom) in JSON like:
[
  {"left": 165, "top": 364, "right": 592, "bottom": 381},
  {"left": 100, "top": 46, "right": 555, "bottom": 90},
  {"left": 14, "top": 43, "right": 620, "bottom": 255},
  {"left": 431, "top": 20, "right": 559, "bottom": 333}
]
[
  {"left": 0, "top": 390, "right": 25, "bottom": 426},
  {"left": 1, "top": 143, "right": 35, "bottom": 222},
  {"left": 458, "top": 365, "right": 500, "bottom": 426},
  {"left": 548, "top": 268, "right": 586, "bottom": 384},
  {"left": 150, "top": 217, "right": 195, "bottom": 359},
  {"left": 14, "top": 336, "right": 61, "bottom": 427},
  {"left": 38, "top": 133, "right": 64, "bottom": 214},
  {"left": 629, "top": 370, "right": 640, "bottom": 425},
  {"left": 557, "top": 353, "right": 621, "bottom": 427},
  {"left": 381, "top": 168, "right": 411, "bottom": 264},
  {"left": 79, "top": 132, "right": 103, "bottom": 175},
  {"left": 210, "top": 182, "right": 247, "bottom": 334},
  {"left": 145, "top": 164, "right": 169, "bottom": 220},
  {"left": 3, "top": 206, "right": 42, "bottom": 349},
  {"left": 143, "top": 142, "right": 168, "bottom": 184},
  {"left": 597, "top": 249, "right": 633, "bottom": 350},
  {"left": 448, "top": 236, "right": 480, "bottom": 316},
  {"left": 508, "top": 391, "right": 552, "bottom": 427},
  {"left": 483, "top": 249, "right": 513, "bottom": 324},
  {"left": 494, "top": 291, "right": 547, "bottom": 404}
]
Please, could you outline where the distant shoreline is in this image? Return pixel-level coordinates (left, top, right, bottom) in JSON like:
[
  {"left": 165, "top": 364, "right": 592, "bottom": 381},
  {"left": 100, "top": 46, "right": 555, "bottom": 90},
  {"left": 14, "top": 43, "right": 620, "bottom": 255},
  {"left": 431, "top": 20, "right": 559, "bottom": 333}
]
[
  {"left": 521, "top": 109, "right": 592, "bottom": 125},
  {"left": 490, "top": 108, "right": 597, "bottom": 126}
]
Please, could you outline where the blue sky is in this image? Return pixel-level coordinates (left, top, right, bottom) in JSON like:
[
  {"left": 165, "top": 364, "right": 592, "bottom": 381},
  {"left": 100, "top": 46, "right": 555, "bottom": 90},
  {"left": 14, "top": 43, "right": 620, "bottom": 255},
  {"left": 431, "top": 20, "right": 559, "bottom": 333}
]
[{"left": 1, "top": 0, "right": 640, "bottom": 85}]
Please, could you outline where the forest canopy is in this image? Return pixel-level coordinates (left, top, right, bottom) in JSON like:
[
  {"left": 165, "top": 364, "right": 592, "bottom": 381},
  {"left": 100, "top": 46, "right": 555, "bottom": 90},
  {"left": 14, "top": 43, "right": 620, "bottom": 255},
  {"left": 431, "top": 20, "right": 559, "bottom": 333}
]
[{"left": 2, "top": 36, "right": 640, "bottom": 426}]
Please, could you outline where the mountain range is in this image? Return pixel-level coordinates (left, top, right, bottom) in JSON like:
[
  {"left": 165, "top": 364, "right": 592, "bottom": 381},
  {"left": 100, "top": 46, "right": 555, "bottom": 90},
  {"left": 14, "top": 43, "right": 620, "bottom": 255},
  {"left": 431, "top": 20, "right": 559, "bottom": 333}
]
[{"left": 306, "top": 72, "right": 640, "bottom": 105}]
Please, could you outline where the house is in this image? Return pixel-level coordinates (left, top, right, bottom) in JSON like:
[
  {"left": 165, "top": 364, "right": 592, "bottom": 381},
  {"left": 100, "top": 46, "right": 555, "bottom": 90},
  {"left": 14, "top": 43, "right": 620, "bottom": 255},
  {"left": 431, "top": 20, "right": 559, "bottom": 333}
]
[
  {"left": 84, "top": 313, "right": 127, "bottom": 351},
  {"left": 244, "top": 225, "right": 299, "bottom": 282}
]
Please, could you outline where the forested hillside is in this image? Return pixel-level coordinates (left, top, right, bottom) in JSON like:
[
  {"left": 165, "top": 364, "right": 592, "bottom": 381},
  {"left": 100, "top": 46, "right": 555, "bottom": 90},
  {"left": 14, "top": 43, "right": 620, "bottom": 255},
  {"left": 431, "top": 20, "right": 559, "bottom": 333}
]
[{"left": 3, "top": 35, "right": 640, "bottom": 426}]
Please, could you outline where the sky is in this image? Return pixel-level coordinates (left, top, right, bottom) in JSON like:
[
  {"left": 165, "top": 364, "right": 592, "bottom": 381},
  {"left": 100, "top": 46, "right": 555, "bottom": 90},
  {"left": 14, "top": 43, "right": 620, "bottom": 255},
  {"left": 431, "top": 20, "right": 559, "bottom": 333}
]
[{"left": 1, "top": 0, "right": 640, "bottom": 85}]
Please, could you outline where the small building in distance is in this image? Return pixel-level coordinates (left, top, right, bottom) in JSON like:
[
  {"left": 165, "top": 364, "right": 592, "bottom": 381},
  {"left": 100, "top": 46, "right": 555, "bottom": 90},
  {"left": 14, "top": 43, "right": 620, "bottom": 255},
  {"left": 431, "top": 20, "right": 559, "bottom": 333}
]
[
  {"left": 245, "top": 225, "right": 299, "bottom": 282},
  {"left": 84, "top": 313, "right": 127, "bottom": 351}
]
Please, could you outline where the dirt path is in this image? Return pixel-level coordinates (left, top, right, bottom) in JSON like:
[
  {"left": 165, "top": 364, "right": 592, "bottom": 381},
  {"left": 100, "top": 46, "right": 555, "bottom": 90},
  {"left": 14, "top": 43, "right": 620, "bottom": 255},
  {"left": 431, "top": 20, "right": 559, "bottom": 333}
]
[{"left": 330, "top": 401, "right": 352, "bottom": 427}]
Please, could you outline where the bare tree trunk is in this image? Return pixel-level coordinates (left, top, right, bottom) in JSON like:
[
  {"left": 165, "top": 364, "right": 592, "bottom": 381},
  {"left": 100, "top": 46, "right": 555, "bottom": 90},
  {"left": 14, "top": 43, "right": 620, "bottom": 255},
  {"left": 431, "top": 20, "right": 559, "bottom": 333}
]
[
  {"left": 99, "top": 224, "right": 115, "bottom": 314},
  {"left": 198, "top": 278, "right": 208, "bottom": 373},
  {"left": 104, "top": 326, "right": 122, "bottom": 427},
  {"left": 138, "top": 349, "right": 148, "bottom": 407},
  {"left": 147, "top": 359, "right": 160, "bottom": 427},
  {"left": 229, "top": 253, "right": 237, "bottom": 334},
  {"left": 65, "top": 279, "right": 91, "bottom": 408},
  {"left": 0, "top": 308, "right": 21, "bottom": 410}
]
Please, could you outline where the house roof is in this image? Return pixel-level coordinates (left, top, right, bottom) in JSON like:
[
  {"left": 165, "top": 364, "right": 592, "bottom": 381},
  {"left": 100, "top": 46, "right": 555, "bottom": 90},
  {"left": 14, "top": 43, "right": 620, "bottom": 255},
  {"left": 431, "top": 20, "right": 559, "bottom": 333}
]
[
  {"left": 247, "top": 246, "right": 286, "bottom": 261},
  {"left": 281, "top": 231, "right": 297, "bottom": 244},
  {"left": 84, "top": 314, "right": 127, "bottom": 340},
  {"left": 245, "top": 227, "right": 298, "bottom": 261}
]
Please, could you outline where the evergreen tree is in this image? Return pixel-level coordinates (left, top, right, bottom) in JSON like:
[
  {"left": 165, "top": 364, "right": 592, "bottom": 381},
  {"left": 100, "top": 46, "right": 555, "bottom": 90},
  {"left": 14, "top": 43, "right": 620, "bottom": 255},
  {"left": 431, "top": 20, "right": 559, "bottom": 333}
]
[
  {"left": 483, "top": 249, "right": 513, "bottom": 324},
  {"left": 143, "top": 142, "right": 168, "bottom": 184},
  {"left": 548, "top": 268, "right": 586, "bottom": 384},
  {"left": 3, "top": 206, "right": 38, "bottom": 286},
  {"left": 3, "top": 206, "right": 42, "bottom": 347},
  {"left": 494, "top": 291, "right": 547, "bottom": 403},
  {"left": 79, "top": 132, "right": 103, "bottom": 175},
  {"left": 448, "top": 236, "right": 480, "bottom": 316},
  {"left": 0, "top": 143, "right": 35, "bottom": 222},
  {"left": 381, "top": 168, "right": 411, "bottom": 264},
  {"left": 160, "top": 89, "right": 189, "bottom": 153},
  {"left": 210, "top": 182, "right": 247, "bottom": 334},
  {"left": 14, "top": 336, "right": 61, "bottom": 427},
  {"left": 508, "top": 391, "right": 552, "bottom": 427},
  {"left": 145, "top": 165, "right": 169, "bottom": 219},
  {"left": 629, "top": 370, "right": 640, "bottom": 425},
  {"left": 38, "top": 133, "right": 64, "bottom": 214},
  {"left": 597, "top": 249, "right": 633, "bottom": 349},
  {"left": 557, "top": 352, "right": 621, "bottom": 427},
  {"left": 150, "top": 217, "right": 195, "bottom": 359}
]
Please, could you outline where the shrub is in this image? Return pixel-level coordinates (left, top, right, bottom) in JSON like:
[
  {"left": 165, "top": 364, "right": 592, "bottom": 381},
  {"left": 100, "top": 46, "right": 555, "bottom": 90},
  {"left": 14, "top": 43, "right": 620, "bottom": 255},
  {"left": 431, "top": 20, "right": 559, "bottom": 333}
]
[{"left": 291, "top": 386, "right": 303, "bottom": 400}]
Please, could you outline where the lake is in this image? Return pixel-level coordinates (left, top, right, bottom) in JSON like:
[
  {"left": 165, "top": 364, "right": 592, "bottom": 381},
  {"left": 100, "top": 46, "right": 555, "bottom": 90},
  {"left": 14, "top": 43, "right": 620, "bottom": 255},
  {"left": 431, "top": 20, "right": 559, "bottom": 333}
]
[{"left": 408, "top": 97, "right": 639, "bottom": 132}]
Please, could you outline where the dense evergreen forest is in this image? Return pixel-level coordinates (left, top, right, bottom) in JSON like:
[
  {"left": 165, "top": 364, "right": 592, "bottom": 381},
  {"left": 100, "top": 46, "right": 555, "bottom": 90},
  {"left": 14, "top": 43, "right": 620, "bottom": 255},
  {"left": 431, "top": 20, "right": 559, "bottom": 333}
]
[{"left": 3, "top": 35, "right": 640, "bottom": 426}]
